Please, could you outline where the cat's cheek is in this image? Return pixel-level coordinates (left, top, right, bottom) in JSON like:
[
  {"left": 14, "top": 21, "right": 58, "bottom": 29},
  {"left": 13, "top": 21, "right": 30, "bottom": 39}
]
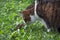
[{"left": 30, "top": 15, "right": 37, "bottom": 22}]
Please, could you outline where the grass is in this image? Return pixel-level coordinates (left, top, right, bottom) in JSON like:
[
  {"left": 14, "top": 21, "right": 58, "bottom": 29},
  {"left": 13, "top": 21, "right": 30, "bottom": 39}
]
[{"left": 0, "top": 0, "right": 60, "bottom": 40}]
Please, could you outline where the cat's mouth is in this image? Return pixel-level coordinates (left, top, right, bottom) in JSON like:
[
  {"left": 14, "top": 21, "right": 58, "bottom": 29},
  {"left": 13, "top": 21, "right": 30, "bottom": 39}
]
[
  {"left": 26, "top": 21, "right": 31, "bottom": 24},
  {"left": 23, "top": 19, "right": 31, "bottom": 24}
]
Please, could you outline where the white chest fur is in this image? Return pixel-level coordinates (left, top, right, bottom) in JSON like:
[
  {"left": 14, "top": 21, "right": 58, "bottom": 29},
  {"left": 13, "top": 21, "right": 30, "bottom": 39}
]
[{"left": 30, "top": 0, "right": 39, "bottom": 22}]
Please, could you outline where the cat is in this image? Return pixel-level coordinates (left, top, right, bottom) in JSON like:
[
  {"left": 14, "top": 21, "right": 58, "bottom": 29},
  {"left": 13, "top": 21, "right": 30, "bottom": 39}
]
[{"left": 21, "top": 0, "right": 60, "bottom": 32}]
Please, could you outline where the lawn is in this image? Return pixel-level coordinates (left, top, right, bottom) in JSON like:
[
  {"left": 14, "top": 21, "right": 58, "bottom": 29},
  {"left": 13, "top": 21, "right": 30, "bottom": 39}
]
[{"left": 0, "top": 0, "right": 60, "bottom": 40}]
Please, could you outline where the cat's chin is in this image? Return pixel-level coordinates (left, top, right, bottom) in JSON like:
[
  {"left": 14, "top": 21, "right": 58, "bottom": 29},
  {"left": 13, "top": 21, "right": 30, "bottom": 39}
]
[{"left": 25, "top": 21, "right": 37, "bottom": 25}]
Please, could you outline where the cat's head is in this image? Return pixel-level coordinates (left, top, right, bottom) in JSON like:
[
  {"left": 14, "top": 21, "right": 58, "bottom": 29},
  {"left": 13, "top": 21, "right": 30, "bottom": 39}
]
[{"left": 21, "top": 8, "right": 36, "bottom": 24}]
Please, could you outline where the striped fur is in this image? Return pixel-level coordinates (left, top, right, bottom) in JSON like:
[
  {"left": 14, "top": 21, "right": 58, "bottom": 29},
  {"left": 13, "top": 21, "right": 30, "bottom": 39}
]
[{"left": 21, "top": 0, "right": 60, "bottom": 32}]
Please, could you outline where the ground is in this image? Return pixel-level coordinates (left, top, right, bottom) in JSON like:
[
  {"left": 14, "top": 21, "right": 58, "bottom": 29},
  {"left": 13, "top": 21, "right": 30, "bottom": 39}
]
[{"left": 0, "top": 0, "right": 60, "bottom": 40}]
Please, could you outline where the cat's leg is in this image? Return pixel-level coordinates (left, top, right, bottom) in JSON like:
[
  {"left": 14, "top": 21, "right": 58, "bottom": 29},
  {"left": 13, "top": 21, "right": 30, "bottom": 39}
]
[
  {"left": 57, "top": 27, "right": 60, "bottom": 32},
  {"left": 40, "top": 18, "right": 51, "bottom": 32}
]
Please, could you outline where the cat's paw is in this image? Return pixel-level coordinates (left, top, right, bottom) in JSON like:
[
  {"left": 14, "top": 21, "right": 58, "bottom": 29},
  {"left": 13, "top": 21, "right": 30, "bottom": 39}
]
[{"left": 47, "top": 29, "right": 51, "bottom": 32}]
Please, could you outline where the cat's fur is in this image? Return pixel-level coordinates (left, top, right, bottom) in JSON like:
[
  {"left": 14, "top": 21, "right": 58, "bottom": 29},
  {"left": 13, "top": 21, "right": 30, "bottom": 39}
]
[{"left": 21, "top": 0, "right": 60, "bottom": 32}]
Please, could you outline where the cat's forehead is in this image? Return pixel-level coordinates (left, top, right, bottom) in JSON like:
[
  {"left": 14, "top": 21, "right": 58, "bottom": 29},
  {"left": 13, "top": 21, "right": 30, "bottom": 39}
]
[
  {"left": 22, "top": 8, "right": 34, "bottom": 15},
  {"left": 22, "top": 10, "right": 30, "bottom": 15}
]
